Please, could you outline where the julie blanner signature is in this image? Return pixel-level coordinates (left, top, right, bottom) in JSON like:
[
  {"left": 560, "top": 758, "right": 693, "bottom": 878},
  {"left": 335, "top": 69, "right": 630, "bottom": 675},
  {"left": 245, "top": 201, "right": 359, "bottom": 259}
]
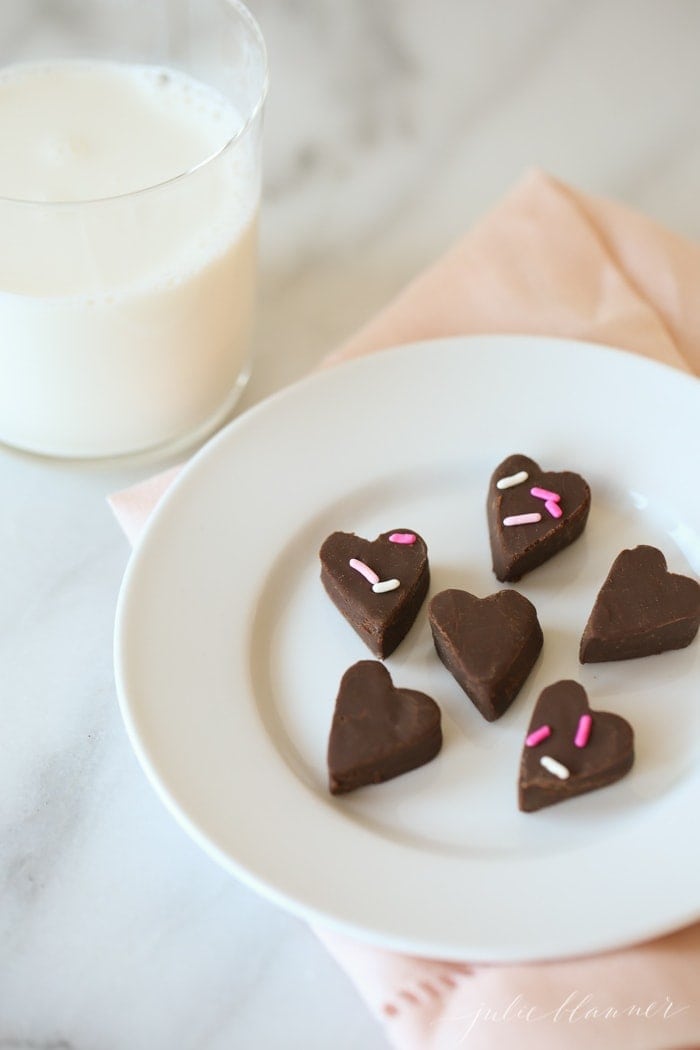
[{"left": 449, "top": 991, "right": 691, "bottom": 1041}]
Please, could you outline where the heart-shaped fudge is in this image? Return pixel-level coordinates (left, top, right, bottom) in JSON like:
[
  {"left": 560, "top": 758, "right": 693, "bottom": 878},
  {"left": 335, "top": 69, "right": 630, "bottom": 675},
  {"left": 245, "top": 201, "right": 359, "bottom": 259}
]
[
  {"left": 518, "top": 680, "right": 634, "bottom": 812},
  {"left": 429, "top": 588, "right": 543, "bottom": 721},
  {"left": 327, "top": 661, "right": 442, "bottom": 795},
  {"left": 487, "top": 454, "right": 591, "bottom": 582},
  {"left": 320, "top": 529, "right": 429, "bottom": 658},
  {"left": 580, "top": 545, "right": 700, "bottom": 663}
]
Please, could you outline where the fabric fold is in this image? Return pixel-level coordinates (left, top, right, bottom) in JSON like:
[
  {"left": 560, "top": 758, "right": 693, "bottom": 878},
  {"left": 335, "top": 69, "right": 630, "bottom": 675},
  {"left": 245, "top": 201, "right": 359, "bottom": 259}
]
[{"left": 325, "top": 170, "right": 696, "bottom": 375}]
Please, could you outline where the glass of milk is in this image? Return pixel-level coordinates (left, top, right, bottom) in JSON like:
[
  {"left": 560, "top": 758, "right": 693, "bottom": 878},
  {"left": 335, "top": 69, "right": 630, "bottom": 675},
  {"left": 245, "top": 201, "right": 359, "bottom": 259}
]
[{"left": 0, "top": 0, "right": 267, "bottom": 458}]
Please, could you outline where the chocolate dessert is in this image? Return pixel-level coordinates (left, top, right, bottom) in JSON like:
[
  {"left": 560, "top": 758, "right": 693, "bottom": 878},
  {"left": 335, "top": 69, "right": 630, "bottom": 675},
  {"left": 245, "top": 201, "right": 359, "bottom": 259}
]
[
  {"left": 487, "top": 454, "right": 591, "bottom": 582},
  {"left": 319, "top": 529, "right": 429, "bottom": 658},
  {"left": 327, "top": 661, "right": 442, "bottom": 795},
  {"left": 580, "top": 545, "right": 700, "bottom": 663},
  {"left": 429, "top": 588, "right": 543, "bottom": 721},
  {"left": 518, "top": 680, "right": 634, "bottom": 812}
]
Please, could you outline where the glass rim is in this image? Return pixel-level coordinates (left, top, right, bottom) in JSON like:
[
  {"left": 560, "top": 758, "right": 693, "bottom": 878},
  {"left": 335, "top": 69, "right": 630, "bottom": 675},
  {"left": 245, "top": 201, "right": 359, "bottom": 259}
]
[{"left": 0, "top": 0, "right": 269, "bottom": 209}]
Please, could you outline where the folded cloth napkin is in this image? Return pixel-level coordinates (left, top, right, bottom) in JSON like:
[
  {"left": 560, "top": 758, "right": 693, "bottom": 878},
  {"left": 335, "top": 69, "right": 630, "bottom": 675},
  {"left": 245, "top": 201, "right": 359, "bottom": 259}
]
[{"left": 110, "top": 169, "right": 700, "bottom": 1050}]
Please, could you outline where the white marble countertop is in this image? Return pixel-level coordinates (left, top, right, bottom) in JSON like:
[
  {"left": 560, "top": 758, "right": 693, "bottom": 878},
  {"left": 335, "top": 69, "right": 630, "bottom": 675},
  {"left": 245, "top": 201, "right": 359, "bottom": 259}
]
[{"left": 3, "top": 2, "right": 700, "bottom": 1047}]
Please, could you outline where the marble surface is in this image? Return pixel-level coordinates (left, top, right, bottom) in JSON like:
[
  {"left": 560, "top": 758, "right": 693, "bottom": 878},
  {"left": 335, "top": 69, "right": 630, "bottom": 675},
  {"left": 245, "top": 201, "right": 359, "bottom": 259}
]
[{"left": 2, "top": 1, "right": 700, "bottom": 1047}]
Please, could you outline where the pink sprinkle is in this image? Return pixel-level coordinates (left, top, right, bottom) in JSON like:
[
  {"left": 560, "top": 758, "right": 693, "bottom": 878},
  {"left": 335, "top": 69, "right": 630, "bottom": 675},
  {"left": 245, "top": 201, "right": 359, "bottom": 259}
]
[
  {"left": 575, "top": 714, "right": 593, "bottom": 748},
  {"left": 349, "top": 558, "right": 379, "bottom": 585},
  {"left": 530, "top": 487, "right": 561, "bottom": 502},
  {"left": 389, "top": 532, "right": 416, "bottom": 545},
  {"left": 545, "top": 499, "right": 563, "bottom": 519},
  {"left": 526, "top": 725, "right": 551, "bottom": 747},
  {"left": 503, "top": 513, "right": 542, "bottom": 526}
]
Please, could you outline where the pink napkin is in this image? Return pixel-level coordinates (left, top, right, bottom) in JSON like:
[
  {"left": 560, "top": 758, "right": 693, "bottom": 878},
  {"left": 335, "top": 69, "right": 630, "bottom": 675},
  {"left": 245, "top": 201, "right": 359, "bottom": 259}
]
[{"left": 110, "top": 170, "right": 700, "bottom": 1050}]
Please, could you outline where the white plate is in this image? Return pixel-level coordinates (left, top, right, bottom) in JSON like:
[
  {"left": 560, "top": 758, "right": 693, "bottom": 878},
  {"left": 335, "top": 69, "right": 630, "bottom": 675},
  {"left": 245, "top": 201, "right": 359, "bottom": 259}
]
[{"left": 114, "top": 335, "right": 700, "bottom": 962}]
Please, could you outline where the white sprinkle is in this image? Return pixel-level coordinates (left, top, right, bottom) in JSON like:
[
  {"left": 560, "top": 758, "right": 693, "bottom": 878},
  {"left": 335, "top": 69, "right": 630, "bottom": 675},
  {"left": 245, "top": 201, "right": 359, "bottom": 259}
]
[
  {"left": 372, "top": 578, "right": 400, "bottom": 593},
  {"left": 503, "top": 512, "right": 542, "bottom": 526},
  {"left": 540, "top": 755, "right": 570, "bottom": 780},
  {"left": 496, "top": 470, "right": 529, "bottom": 490}
]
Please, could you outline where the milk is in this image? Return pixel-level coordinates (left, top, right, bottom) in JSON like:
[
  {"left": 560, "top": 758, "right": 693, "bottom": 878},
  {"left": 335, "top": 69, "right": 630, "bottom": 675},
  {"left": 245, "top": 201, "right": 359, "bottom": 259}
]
[{"left": 0, "top": 60, "right": 260, "bottom": 457}]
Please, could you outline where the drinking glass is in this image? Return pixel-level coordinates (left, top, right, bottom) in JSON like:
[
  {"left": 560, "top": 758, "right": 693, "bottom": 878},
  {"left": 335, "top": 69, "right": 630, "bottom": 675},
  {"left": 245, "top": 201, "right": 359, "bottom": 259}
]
[{"left": 0, "top": 0, "right": 268, "bottom": 458}]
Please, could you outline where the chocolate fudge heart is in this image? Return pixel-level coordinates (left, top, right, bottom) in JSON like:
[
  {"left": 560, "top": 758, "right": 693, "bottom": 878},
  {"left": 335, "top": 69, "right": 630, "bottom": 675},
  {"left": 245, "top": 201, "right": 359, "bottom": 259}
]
[
  {"left": 429, "top": 588, "right": 543, "bottom": 721},
  {"left": 327, "top": 660, "right": 442, "bottom": 795},
  {"left": 518, "top": 680, "right": 634, "bottom": 812},
  {"left": 319, "top": 528, "right": 429, "bottom": 658},
  {"left": 580, "top": 545, "right": 700, "bottom": 663},
  {"left": 487, "top": 454, "right": 591, "bottom": 582}
]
